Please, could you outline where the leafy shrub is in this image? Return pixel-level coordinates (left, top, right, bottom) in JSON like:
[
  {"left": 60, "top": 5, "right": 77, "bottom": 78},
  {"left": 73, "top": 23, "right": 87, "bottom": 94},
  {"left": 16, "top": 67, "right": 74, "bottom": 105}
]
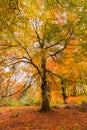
[
  {"left": 7, "top": 99, "right": 21, "bottom": 106},
  {"left": 32, "top": 100, "right": 41, "bottom": 106}
]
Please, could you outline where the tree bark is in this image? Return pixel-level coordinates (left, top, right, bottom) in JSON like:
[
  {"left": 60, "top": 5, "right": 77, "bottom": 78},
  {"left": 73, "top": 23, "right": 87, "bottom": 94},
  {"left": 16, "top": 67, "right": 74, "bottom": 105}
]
[
  {"left": 40, "top": 83, "right": 50, "bottom": 111},
  {"left": 40, "top": 58, "right": 51, "bottom": 111},
  {"left": 62, "top": 86, "right": 67, "bottom": 104}
]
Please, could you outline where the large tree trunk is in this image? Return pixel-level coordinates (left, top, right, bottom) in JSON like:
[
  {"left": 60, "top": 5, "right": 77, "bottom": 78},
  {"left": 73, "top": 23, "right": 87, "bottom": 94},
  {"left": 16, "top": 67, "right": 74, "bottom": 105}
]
[
  {"left": 40, "top": 58, "right": 51, "bottom": 111},
  {"left": 40, "top": 83, "right": 50, "bottom": 111}
]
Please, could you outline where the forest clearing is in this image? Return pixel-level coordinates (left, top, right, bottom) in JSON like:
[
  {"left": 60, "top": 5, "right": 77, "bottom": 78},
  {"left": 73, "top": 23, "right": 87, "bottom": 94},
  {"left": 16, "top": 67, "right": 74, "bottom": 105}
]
[
  {"left": 0, "top": 104, "right": 87, "bottom": 130},
  {"left": 0, "top": 96, "right": 87, "bottom": 130},
  {"left": 0, "top": 0, "right": 87, "bottom": 130}
]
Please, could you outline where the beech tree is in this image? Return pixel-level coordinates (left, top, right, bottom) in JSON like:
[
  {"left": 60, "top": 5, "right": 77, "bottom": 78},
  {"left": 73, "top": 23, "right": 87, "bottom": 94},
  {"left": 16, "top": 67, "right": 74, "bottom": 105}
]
[{"left": 0, "top": 0, "right": 87, "bottom": 111}]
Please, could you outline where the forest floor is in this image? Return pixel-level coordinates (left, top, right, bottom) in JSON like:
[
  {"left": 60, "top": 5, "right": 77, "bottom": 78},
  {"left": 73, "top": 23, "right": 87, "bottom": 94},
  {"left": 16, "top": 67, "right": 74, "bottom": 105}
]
[{"left": 0, "top": 104, "right": 87, "bottom": 130}]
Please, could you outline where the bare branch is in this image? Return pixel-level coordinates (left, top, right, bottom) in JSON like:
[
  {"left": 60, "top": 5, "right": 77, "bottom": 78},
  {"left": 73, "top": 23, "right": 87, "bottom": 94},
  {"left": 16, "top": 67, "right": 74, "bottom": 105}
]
[
  {"left": 1, "top": 73, "right": 38, "bottom": 98},
  {"left": 47, "top": 69, "right": 65, "bottom": 80},
  {"left": 34, "top": 29, "right": 42, "bottom": 48},
  {"left": 45, "top": 39, "right": 64, "bottom": 49}
]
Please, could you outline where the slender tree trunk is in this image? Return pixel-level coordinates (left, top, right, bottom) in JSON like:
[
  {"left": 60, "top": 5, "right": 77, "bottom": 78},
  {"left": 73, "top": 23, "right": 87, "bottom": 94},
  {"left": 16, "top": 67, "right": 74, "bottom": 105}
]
[
  {"left": 40, "top": 58, "right": 51, "bottom": 111},
  {"left": 0, "top": 97, "right": 3, "bottom": 107},
  {"left": 62, "top": 86, "right": 67, "bottom": 104}
]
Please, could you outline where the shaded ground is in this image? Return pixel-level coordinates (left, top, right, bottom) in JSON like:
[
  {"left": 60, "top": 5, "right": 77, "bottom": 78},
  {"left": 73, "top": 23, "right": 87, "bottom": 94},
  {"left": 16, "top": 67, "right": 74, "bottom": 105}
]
[{"left": 0, "top": 105, "right": 87, "bottom": 130}]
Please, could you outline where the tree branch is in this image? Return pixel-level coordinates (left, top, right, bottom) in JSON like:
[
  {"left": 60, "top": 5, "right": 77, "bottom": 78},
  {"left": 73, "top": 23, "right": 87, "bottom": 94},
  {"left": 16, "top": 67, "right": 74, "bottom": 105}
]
[
  {"left": 1, "top": 73, "right": 38, "bottom": 98},
  {"left": 47, "top": 26, "right": 74, "bottom": 57}
]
